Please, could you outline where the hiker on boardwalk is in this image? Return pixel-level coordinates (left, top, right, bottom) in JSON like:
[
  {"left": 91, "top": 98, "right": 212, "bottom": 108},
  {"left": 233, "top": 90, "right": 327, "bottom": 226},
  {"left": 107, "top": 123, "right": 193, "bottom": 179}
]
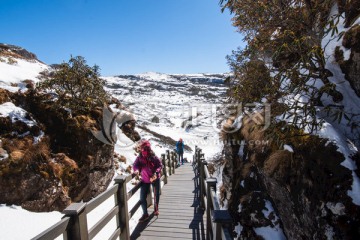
[
  {"left": 176, "top": 138, "right": 184, "bottom": 165},
  {"left": 133, "top": 140, "right": 162, "bottom": 222}
]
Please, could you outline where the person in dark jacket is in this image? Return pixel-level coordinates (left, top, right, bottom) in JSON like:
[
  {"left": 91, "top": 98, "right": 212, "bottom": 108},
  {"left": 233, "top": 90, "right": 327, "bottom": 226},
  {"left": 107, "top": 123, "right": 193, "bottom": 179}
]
[
  {"left": 176, "top": 138, "right": 184, "bottom": 165},
  {"left": 133, "top": 140, "right": 162, "bottom": 222}
]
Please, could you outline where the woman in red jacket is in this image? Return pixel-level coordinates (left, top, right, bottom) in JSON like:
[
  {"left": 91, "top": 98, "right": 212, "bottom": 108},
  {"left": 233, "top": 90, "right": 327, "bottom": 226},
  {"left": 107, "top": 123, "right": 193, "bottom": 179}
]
[{"left": 133, "top": 140, "right": 162, "bottom": 222}]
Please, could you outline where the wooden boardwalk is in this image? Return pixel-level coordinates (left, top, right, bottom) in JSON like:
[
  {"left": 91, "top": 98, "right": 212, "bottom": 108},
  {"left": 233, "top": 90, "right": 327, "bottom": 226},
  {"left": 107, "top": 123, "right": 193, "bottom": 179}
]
[{"left": 131, "top": 163, "right": 206, "bottom": 240}]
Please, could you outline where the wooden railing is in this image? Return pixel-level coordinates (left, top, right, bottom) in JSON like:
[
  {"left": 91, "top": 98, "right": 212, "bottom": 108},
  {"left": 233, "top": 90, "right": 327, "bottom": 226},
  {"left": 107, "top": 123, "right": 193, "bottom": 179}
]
[
  {"left": 31, "top": 150, "right": 179, "bottom": 240},
  {"left": 193, "top": 146, "right": 233, "bottom": 240}
]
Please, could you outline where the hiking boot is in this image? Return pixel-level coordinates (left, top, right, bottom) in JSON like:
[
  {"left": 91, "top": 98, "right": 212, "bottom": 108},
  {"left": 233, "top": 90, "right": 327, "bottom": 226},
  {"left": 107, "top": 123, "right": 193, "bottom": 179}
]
[
  {"left": 154, "top": 210, "right": 159, "bottom": 216},
  {"left": 139, "top": 214, "right": 149, "bottom": 222}
]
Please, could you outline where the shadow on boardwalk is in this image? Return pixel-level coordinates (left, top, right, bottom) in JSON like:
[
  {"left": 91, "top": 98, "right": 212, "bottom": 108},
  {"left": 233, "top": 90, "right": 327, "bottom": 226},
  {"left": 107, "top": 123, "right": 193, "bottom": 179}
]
[{"left": 131, "top": 163, "right": 206, "bottom": 240}]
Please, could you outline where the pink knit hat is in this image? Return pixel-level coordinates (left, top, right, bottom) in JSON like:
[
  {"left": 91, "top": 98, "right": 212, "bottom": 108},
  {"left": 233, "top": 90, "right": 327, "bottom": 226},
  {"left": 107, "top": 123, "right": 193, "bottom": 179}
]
[{"left": 139, "top": 139, "right": 151, "bottom": 150}]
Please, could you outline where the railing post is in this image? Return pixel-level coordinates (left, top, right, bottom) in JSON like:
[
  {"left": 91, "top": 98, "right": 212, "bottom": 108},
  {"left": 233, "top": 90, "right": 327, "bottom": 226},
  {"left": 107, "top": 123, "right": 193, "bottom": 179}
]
[
  {"left": 197, "top": 149, "right": 202, "bottom": 165},
  {"left": 206, "top": 178, "right": 217, "bottom": 240},
  {"left": 199, "top": 158, "right": 206, "bottom": 209},
  {"left": 171, "top": 151, "right": 176, "bottom": 174},
  {"left": 161, "top": 154, "right": 167, "bottom": 184},
  {"left": 114, "top": 175, "right": 130, "bottom": 240},
  {"left": 193, "top": 146, "right": 197, "bottom": 166},
  {"left": 166, "top": 150, "right": 172, "bottom": 176},
  {"left": 212, "top": 210, "right": 233, "bottom": 240},
  {"left": 63, "top": 203, "right": 88, "bottom": 240},
  {"left": 174, "top": 150, "right": 178, "bottom": 167}
]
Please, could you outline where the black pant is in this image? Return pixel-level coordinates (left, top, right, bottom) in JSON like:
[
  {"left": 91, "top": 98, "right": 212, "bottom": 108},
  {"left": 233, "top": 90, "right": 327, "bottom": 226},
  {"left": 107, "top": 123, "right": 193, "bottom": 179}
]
[
  {"left": 140, "top": 179, "right": 160, "bottom": 215},
  {"left": 178, "top": 152, "right": 184, "bottom": 164}
]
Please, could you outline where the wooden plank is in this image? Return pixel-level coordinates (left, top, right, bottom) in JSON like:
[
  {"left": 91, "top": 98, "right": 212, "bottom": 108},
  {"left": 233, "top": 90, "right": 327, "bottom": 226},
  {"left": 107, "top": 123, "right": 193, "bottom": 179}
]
[
  {"left": 86, "top": 185, "right": 118, "bottom": 213},
  {"left": 160, "top": 201, "right": 196, "bottom": 205},
  {"left": 148, "top": 215, "right": 204, "bottom": 221},
  {"left": 130, "top": 164, "right": 208, "bottom": 240},
  {"left": 135, "top": 230, "right": 193, "bottom": 238},
  {"left": 143, "top": 220, "right": 204, "bottom": 229},
  {"left": 88, "top": 206, "right": 119, "bottom": 240},
  {"left": 31, "top": 217, "right": 70, "bottom": 240},
  {"left": 156, "top": 205, "right": 201, "bottom": 210},
  {"left": 135, "top": 236, "right": 192, "bottom": 240},
  {"left": 143, "top": 226, "right": 196, "bottom": 234},
  {"left": 152, "top": 217, "right": 205, "bottom": 224}
]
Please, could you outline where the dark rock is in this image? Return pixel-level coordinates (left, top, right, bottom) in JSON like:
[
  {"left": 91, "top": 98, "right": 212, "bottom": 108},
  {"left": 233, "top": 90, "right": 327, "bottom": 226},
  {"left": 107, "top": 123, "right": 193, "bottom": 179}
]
[
  {"left": 220, "top": 116, "right": 360, "bottom": 239},
  {"left": 0, "top": 43, "right": 39, "bottom": 61},
  {"left": 120, "top": 120, "right": 141, "bottom": 142},
  {"left": 336, "top": 25, "right": 360, "bottom": 99},
  {"left": 151, "top": 116, "right": 160, "bottom": 123},
  {"left": 0, "top": 89, "right": 12, "bottom": 104}
]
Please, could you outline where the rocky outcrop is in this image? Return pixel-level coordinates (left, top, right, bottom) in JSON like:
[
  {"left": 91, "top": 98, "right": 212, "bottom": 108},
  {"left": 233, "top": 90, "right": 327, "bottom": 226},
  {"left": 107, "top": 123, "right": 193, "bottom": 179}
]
[
  {"left": 0, "top": 43, "right": 39, "bottom": 61},
  {"left": 0, "top": 88, "right": 139, "bottom": 211},
  {"left": 220, "top": 115, "right": 360, "bottom": 239},
  {"left": 336, "top": 24, "right": 360, "bottom": 98}
]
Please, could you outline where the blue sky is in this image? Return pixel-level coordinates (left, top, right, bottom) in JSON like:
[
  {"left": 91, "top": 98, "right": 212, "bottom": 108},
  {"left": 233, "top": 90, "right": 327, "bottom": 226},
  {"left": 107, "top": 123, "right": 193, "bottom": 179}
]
[{"left": 0, "top": 0, "right": 244, "bottom": 76}]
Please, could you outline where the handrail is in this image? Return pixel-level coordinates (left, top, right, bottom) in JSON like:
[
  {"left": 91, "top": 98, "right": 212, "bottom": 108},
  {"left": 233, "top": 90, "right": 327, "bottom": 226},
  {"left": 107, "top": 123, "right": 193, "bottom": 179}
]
[
  {"left": 31, "top": 150, "right": 180, "bottom": 240},
  {"left": 86, "top": 184, "right": 118, "bottom": 213},
  {"left": 193, "top": 146, "right": 233, "bottom": 240},
  {"left": 31, "top": 217, "right": 71, "bottom": 240}
]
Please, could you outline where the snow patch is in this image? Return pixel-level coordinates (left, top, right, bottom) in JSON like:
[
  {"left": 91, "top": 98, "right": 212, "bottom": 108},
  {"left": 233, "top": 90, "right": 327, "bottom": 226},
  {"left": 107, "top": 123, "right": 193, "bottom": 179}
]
[
  {"left": 0, "top": 102, "right": 36, "bottom": 126},
  {"left": 326, "top": 202, "right": 345, "bottom": 215},
  {"left": 257, "top": 200, "right": 287, "bottom": 240},
  {"left": 254, "top": 226, "right": 287, "bottom": 240},
  {"left": 283, "top": 144, "right": 294, "bottom": 152},
  {"left": 318, "top": 122, "right": 360, "bottom": 205},
  {"left": 240, "top": 180, "right": 245, "bottom": 187},
  {"left": 34, "top": 131, "right": 45, "bottom": 144},
  {"left": 325, "top": 224, "right": 335, "bottom": 240},
  {"left": 234, "top": 223, "right": 244, "bottom": 239},
  {"left": 0, "top": 58, "right": 48, "bottom": 92},
  {"left": 0, "top": 204, "right": 62, "bottom": 240}
]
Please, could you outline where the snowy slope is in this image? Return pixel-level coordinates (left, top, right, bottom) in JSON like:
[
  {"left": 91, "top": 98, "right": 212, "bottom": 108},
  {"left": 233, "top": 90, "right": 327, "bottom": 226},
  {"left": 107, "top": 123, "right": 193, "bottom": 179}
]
[
  {"left": 105, "top": 72, "right": 229, "bottom": 162},
  {"left": 0, "top": 57, "right": 48, "bottom": 92}
]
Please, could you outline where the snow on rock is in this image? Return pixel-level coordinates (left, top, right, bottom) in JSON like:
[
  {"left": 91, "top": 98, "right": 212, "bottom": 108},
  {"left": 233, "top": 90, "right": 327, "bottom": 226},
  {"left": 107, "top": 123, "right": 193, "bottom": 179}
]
[
  {"left": 283, "top": 144, "right": 294, "bottom": 152},
  {"left": 321, "top": 3, "right": 360, "bottom": 147},
  {"left": 234, "top": 223, "right": 244, "bottom": 239},
  {"left": 0, "top": 102, "right": 36, "bottom": 126},
  {"left": 326, "top": 202, "right": 346, "bottom": 215},
  {"left": 253, "top": 200, "right": 287, "bottom": 240},
  {"left": 318, "top": 122, "right": 360, "bottom": 205},
  {"left": 254, "top": 226, "right": 287, "bottom": 240}
]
